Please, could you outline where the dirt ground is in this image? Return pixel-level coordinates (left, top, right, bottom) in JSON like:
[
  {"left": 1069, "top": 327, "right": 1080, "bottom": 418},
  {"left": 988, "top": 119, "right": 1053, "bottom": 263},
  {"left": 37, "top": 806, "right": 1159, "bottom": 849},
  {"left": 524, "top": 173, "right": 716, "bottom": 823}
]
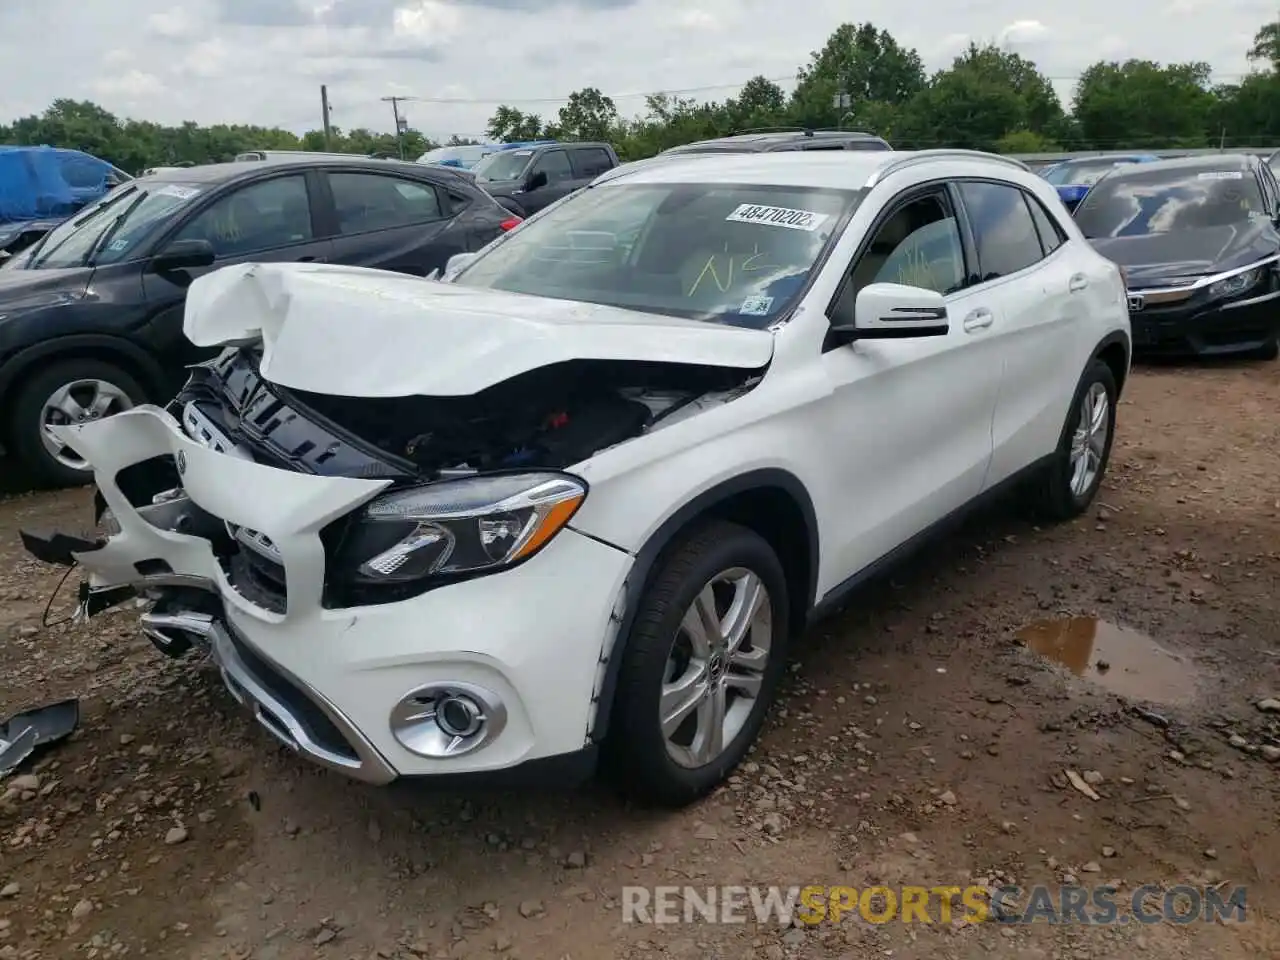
[{"left": 1, "top": 360, "right": 1279, "bottom": 960}]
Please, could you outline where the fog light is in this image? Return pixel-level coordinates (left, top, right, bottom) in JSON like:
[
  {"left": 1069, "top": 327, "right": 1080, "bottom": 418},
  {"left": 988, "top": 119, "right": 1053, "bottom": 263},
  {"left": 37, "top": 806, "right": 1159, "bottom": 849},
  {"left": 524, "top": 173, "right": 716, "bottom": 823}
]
[{"left": 389, "top": 682, "right": 507, "bottom": 758}]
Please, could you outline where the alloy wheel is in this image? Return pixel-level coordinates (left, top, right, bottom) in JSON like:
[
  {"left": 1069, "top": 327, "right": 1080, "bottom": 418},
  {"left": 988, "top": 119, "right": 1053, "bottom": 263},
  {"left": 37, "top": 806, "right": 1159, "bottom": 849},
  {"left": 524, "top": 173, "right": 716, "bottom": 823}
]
[
  {"left": 1068, "top": 381, "right": 1110, "bottom": 498},
  {"left": 660, "top": 567, "right": 774, "bottom": 769},
  {"left": 39, "top": 378, "right": 134, "bottom": 472}
]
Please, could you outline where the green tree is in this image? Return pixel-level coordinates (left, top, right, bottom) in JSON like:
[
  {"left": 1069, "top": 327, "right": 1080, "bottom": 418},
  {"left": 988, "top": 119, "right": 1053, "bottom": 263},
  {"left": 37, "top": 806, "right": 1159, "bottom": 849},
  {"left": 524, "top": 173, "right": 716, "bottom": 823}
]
[
  {"left": 485, "top": 105, "right": 545, "bottom": 142},
  {"left": 894, "top": 44, "right": 1064, "bottom": 150},
  {"left": 1072, "top": 59, "right": 1216, "bottom": 149},
  {"left": 789, "top": 23, "right": 926, "bottom": 130},
  {"left": 1248, "top": 20, "right": 1280, "bottom": 69},
  {"left": 554, "top": 87, "right": 618, "bottom": 141}
]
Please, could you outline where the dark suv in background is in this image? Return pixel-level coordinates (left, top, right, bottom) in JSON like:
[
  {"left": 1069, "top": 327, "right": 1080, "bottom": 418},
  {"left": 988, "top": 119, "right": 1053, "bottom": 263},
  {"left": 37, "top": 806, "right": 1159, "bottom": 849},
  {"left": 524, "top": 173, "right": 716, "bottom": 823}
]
[
  {"left": 0, "top": 156, "right": 518, "bottom": 486},
  {"left": 659, "top": 129, "right": 893, "bottom": 156},
  {"left": 469, "top": 141, "right": 620, "bottom": 216}
]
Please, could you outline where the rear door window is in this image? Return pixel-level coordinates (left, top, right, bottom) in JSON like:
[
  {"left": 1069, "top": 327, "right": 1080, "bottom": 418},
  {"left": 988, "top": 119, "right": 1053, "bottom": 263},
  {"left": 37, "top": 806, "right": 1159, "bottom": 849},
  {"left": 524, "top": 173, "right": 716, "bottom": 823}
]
[
  {"left": 569, "top": 147, "right": 613, "bottom": 178},
  {"left": 327, "top": 172, "right": 445, "bottom": 234},
  {"left": 957, "top": 181, "right": 1045, "bottom": 281}
]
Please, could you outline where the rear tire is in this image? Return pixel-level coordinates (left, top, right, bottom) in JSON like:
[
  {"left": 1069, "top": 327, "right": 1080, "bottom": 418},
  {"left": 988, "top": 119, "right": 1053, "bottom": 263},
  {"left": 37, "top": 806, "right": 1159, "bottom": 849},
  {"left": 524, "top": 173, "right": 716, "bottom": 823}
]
[
  {"left": 602, "top": 520, "right": 790, "bottom": 808},
  {"left": 7, "top": 358, "right": 147, "bottom": 489},
  {"left": 1027, "top": 358, "right": 1117, "bottom": 522}
]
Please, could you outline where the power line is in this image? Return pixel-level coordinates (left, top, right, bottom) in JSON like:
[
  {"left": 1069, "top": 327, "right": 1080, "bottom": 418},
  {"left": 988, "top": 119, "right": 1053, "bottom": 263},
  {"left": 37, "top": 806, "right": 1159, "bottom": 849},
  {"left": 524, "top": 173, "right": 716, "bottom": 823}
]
[{"left": 380, "top": 70, "right": 1262, "bottom": 106}]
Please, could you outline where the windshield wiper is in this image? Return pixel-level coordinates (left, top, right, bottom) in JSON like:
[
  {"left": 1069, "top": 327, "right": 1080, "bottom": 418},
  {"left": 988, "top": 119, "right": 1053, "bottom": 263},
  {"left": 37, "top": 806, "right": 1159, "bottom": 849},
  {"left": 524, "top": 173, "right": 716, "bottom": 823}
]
[
  {"left": 29, "top": 188, "right": 136, "bottom": 269},
  {"left": 84, "top": 193, "right": 146, "bottom": 267}
]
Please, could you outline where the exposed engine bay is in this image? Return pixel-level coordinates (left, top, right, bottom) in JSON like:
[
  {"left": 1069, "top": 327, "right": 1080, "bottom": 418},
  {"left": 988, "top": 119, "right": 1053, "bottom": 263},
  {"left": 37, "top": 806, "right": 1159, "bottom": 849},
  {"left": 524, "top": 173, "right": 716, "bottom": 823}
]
[{"left": 175, "top": 348, "right": 763, "bottom": 482}]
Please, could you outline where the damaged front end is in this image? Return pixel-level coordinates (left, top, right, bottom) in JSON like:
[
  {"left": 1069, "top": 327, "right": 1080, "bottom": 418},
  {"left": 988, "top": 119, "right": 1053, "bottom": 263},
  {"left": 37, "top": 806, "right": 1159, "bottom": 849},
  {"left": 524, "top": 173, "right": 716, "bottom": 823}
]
[{"left": 18, "top": 262, "right": 769, "bottom": 781}]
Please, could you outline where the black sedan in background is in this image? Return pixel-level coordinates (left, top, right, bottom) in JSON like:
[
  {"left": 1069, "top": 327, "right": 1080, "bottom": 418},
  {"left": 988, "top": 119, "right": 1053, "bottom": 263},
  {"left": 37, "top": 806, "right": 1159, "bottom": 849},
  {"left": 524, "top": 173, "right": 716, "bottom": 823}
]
[
  {"left": 1074, "top": 153, "right": 1280, "bottom": 360},
  {"left": 0, "top": 157, "right": 520, "bottom": 486}
]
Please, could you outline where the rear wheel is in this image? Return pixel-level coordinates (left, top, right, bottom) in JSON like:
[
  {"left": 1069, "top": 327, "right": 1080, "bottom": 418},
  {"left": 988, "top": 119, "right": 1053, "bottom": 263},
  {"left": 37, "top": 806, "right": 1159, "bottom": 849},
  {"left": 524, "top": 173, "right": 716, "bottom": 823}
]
[
  {"left": 603, "top": 520, "right": 790, "bottom": 807},
  {"left": 1028, "top": 358, "right": 1118, "bottom": 522},
  {"left": 7, "top": 358, "right": 146, "bottom": 488}
]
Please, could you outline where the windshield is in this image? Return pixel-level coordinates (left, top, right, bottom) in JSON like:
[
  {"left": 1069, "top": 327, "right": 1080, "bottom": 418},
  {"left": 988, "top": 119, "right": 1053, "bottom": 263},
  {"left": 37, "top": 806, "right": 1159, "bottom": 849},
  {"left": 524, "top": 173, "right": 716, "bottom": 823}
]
[
  {"left": 1074, "top": 167, "right": 1266, "bottom": 239},
  {"left": 25, "top": 181, "right": 203, "bottom": 270},
  {"left": 472, "top": 150, "right": 534, "bottom": 181},
  {"left": 1044, "top": 159, "right": 1141, "bottom": 186},
  {"left": 452, "top": 181, "right": 860, "bottom": 327}
]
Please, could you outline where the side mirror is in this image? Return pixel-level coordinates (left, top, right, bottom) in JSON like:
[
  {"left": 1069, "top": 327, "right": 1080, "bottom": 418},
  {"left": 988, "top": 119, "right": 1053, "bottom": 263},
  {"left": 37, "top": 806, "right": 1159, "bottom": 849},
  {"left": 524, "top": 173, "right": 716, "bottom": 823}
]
[
  {"left": 442, "top": 252, "right": 477, "bottom": 280},
  {"left": 831, "top": 282, "right": 950, "bottom": 343},
  {"left": 152, "top": 238, "right": 215, "bottom": 271},
  {"left": 525, "top": 170, "right": 548, "bottom": 191}
]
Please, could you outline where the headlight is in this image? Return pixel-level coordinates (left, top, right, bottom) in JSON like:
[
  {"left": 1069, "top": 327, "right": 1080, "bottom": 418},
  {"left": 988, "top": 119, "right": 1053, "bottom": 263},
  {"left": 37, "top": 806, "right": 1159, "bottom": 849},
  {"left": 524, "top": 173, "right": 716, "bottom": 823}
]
[
  {"left": 351, "top": 472, "right": 586, "bottom": 583},
  {"left": 1207, "top": 269, "right": 1260, "bottom": 301}
]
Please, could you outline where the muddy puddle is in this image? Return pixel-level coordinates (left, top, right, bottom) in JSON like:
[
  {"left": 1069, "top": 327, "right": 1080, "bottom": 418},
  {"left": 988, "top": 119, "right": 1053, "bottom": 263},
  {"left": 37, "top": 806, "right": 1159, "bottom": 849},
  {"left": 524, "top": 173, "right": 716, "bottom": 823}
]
[{"left": 1016, "top": 617, "right": 1199, "bottom": 705}]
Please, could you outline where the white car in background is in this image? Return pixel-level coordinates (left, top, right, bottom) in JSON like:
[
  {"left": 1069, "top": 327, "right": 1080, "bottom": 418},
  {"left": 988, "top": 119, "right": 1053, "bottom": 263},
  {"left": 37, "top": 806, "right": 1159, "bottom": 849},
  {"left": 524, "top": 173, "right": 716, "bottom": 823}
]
[{"left": 22, "top": 149, "right": 1130, "bottom": 807}]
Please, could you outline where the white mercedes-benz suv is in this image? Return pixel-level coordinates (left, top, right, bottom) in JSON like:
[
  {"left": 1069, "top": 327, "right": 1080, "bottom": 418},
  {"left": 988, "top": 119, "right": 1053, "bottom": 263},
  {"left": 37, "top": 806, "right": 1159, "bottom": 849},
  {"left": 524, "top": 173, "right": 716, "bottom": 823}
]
[{"left": 22, "top": 149, "right": 1130, "bottom": 807}]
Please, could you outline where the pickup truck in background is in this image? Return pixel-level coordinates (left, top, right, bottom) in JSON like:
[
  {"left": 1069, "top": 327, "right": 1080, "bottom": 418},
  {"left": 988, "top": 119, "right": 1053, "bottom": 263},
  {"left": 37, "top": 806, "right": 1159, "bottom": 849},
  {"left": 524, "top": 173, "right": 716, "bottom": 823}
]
[{"left": 469, "top": 141, "right": 619, "bottom": 217}]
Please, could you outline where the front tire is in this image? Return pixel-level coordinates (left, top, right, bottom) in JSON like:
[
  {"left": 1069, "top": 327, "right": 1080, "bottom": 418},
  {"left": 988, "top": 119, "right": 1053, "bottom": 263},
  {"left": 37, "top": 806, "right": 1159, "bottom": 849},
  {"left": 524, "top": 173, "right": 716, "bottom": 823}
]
[
  {"left": 603, "top": 520, "right": 790, "bottom": 807},
  {"left": 7, "top": 358, "right": 146, "bottom": 488},
  {"left": 1028, "top": 358, "right": 1118, "bottom": 522}
]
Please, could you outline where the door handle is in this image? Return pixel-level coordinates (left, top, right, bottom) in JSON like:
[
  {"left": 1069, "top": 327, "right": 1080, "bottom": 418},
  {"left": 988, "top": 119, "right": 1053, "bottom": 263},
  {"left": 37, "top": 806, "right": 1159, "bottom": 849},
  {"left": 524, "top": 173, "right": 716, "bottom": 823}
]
[
  {"left": 962, "top": 308, "right": 994, "bottom": 332},
  {"left": 1068, "top": 273, "right": 1089, "bottom": 292}
]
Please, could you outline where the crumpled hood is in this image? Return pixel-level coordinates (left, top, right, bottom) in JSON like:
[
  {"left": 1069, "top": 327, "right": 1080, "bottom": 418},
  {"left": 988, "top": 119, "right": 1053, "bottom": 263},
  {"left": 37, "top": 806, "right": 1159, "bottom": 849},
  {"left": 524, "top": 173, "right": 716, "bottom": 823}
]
[{"left": 183, "top": 262, "right": 775, "bottom": 398}]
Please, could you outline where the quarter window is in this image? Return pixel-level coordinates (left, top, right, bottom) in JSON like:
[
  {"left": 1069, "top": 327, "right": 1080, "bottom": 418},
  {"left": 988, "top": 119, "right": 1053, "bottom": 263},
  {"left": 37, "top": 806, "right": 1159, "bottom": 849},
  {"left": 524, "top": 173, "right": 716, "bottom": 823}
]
[
  {"left": 958, "top": 181, "right": 1044, "bottom": 281},
  {"left": 174, "top": 175, "right": 313, "bottom": 257},
  {"left": 328, "top": 172, "right": 444, "bottom": 234},
  {"left": 1025, "top": 194, "right": 1066, "bottom": 256}
]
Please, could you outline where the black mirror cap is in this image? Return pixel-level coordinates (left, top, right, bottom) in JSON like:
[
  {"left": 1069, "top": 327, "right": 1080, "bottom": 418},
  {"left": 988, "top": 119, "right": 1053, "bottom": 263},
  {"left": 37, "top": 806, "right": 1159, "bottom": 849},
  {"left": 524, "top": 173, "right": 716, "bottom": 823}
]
[{"left": 152, "top": 238, "right": 215, "bottom": 271}]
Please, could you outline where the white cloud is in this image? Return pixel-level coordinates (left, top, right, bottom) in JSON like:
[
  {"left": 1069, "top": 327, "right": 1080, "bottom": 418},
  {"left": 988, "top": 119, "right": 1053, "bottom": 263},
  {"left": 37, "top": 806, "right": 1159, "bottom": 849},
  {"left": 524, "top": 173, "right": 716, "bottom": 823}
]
[
  {"left": 0, "top": 0, "right": 1272, "bottom": 141},
  {"left": 146, "top": 6, "right": 205, "bottom": 38},
  {"left": 999, "top": 19, "right": 1050, "bottom": 46},
  {"left": 93, "top": 70, "right": 165, "bottom": 99}
]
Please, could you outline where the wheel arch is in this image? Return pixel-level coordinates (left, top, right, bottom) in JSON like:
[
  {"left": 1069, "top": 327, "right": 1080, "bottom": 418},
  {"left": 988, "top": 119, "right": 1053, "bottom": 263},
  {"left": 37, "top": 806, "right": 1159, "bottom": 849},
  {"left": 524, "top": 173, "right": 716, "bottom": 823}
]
[
  {"left": 587, "top": 468, "right": 819, "bottom": 744},
  {"left": 1093, "top": 330, "right": 1130, "bottom": 398},
  {"left": 0, "top": 335, "right": 167, "bottom": 437}
]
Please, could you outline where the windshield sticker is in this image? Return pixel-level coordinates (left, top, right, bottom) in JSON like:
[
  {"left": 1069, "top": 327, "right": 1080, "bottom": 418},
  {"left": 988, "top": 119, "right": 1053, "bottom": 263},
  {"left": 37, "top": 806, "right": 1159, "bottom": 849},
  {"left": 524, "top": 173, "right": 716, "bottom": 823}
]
[
  {"left": 1198, "top": 171, "right": 1243, "bottom": 180},
  {"left": 155, "top": 184, "right": 201, "bottom": 200},
  {"left": 725, "top": 203, "right": 830, "bottom": 231},
  {"left": 739, "top": 294, "right": 774, "bottom": 316},
  {"left": 106, "top": 238, "right": 130, "bottom": 251}
]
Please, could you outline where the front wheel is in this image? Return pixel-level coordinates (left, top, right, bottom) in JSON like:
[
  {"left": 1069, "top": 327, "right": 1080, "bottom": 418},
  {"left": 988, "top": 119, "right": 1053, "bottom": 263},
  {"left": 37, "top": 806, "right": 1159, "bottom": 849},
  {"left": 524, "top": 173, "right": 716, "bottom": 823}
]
[
  {"left": 1028, "top": 358, "right": 1118, "bottom": 522},
  {"left": 7, "top": 358, "right": 146, "bottom": 488},
  {"left": 603, "top": 520, "right": 790, "bottom": 807}
]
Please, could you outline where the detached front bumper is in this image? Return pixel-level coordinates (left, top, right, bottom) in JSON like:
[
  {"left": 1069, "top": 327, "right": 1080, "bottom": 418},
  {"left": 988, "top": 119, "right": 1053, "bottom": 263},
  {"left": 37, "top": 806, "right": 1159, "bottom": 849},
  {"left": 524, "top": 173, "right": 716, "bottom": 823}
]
[
  {"left": 1131, "top": 288, "right": 1280, "bottom": 357},
  {"left": 23, "top": 406, "right": 634, "bottom": 785}
]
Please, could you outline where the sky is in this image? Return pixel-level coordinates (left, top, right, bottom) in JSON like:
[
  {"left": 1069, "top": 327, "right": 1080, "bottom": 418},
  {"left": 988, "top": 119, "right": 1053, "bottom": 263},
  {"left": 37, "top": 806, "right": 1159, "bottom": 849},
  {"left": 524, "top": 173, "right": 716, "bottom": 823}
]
[{"left": 0, "top": 0, "right": 1272, "bottom": 142}]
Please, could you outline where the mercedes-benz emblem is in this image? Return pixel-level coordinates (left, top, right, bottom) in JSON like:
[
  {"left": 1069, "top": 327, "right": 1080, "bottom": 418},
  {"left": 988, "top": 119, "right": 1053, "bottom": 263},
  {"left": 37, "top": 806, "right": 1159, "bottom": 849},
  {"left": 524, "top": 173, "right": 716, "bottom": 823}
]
[{"left": 176, "top": 450, "right": 187, "bottom": 475}]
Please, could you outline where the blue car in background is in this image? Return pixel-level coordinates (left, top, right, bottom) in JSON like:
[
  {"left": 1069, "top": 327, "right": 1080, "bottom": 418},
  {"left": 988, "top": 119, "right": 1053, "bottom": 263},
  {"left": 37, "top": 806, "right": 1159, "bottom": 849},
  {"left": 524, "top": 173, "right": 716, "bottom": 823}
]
[
  {"left": 0, "top": 146, "right": 132, "bottom": 258},
  {"left": 1041, "top": 154, "right": 1161, "bottom": 211},
  {"left": 418, "top": 140, "right": 559, "bottom": 170}
]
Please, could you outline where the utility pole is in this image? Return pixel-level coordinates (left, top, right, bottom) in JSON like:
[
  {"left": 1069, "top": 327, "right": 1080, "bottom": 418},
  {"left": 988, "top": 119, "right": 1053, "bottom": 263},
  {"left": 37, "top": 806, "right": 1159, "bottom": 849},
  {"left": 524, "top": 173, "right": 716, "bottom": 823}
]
[
  {"left": 381, "top": 96, "right": 411, "bottom": 160},
  {"left": 320, "top": 85, "right": 333, "bottom": 149}
]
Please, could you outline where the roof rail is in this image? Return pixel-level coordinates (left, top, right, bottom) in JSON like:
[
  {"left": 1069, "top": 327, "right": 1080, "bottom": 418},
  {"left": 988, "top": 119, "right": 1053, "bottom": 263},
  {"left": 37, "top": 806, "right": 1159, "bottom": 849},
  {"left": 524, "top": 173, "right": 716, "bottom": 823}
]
[{"left": 866, "top": 149, "right": 1029, "bottom": 186}]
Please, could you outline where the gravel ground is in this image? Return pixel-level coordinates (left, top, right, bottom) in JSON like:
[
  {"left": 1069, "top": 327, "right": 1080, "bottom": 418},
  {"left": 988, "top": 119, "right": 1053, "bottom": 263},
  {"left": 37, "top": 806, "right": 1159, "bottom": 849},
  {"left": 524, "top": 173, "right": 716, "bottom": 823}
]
[{"left": 1, "top": 360, "right": 1278, "bottom": 959}]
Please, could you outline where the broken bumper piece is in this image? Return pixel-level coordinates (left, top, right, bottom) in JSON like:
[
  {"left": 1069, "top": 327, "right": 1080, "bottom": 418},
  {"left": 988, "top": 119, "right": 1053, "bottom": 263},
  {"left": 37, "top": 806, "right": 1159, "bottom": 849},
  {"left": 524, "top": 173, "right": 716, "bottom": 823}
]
[
  {"left": 138, "top": 607, "right": 397, "bottom": 784},
  {"left": 19, "top": 529, "right": 102, "bottom": 568},
  {"left": 21, "top": 404, "right": 633, "bottom": 786}
]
